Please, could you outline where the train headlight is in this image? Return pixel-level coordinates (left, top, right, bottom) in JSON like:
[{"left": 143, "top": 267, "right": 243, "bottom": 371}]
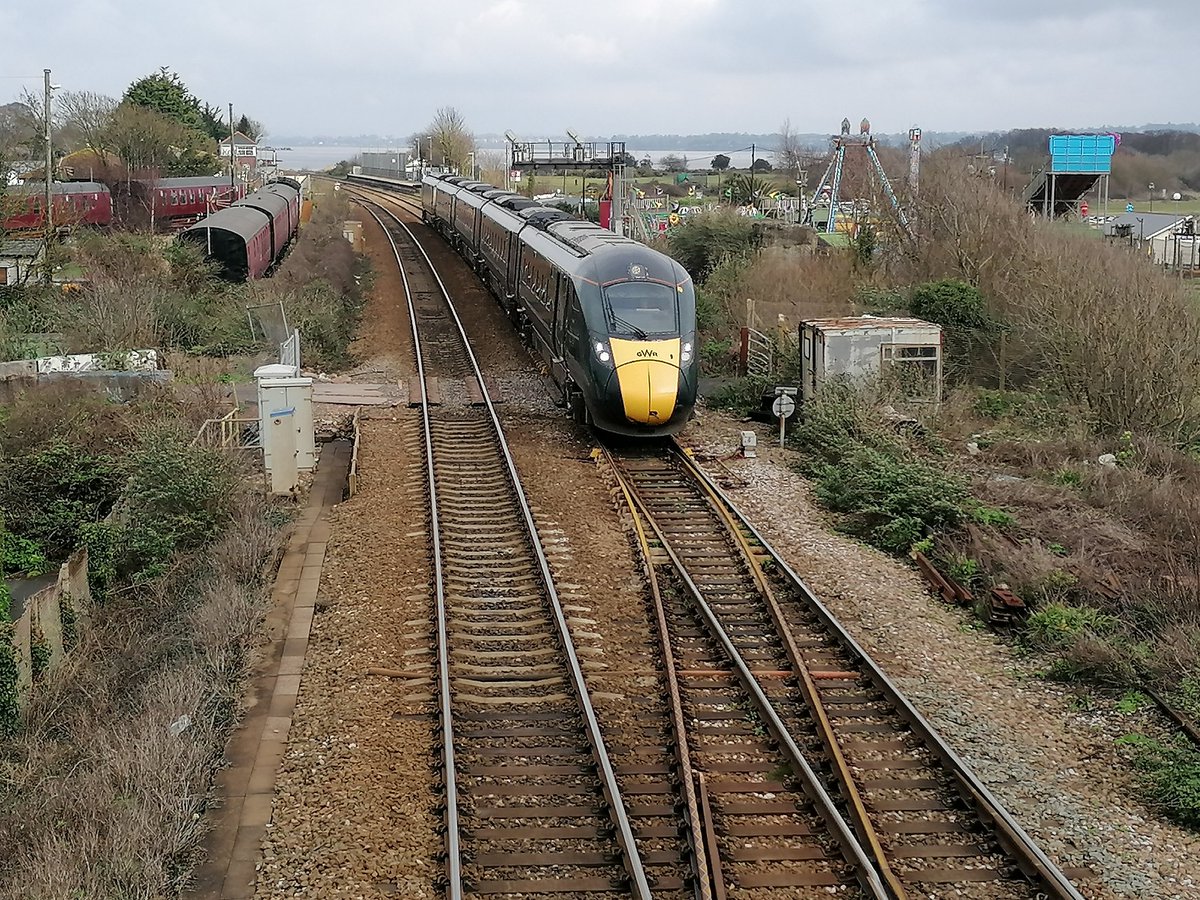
[
  {"left": 681, "top": 341, "right": 693, "bottom": 363},
  {"left": 594, "top": 341, "right": 612, "bottom": 364}
]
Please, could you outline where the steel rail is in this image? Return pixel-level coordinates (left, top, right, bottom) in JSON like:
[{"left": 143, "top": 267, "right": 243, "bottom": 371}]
[
  {"left": 674, "top": 440, "right": 1087, "bottom": 900},
  {"left": 358, "top": 197, "right": 654, "bottom": 899},
  {"left": 357, "top": 201, "right": 461, "bottom": 899},
  {"left": 604, "top": 450, "right": 714, "bottom": 900},
  {"left": 604, "top": 449, "right": 893, "bottom": 900},
  {"left": 675, "top": 447, "right": 908, "bottom": 898}
]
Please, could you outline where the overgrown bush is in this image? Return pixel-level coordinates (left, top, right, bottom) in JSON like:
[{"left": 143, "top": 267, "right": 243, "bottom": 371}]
[
  {"left": 0, "top": 484, "right": 285, "bottom": 897},
  {"left": 0, "top": 440, "right": 124, "bottom": 562},
  {"left": 794, "top": 384, "right": 969, "bottom": 553},
  {"left": 84, "top": 428, "right": 236, "bottom": 593},
  {"left": 667, "top": 211, "right": 762, "bottom": 280},
  {"left": 908, "top": 159, "right": 1200, "bottom": 437},
  {"left": 1119, "top": 733, "right": 1200, "bottom": 828},
  {"left": 908, "top": 279, "right": 990, "bottom": 329}
]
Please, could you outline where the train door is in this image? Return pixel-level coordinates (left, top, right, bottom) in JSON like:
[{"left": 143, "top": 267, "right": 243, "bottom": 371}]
[
  {"left": 551, "top": 273, "right": 564, "bottom": 359},
  {"left": 557, "top": 279, "right": 581, "bottom": 359},
  {"left": 506, "top": 232, "right": 520, "bottom": 313}
]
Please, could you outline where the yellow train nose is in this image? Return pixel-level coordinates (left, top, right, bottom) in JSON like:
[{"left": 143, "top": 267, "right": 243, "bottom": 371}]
[{"left": 609, "top": 338, "right": 680, "bottom": 425}]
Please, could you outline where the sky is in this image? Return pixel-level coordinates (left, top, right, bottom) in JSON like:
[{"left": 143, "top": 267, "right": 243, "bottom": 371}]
[{"left": 3, "top": 0, "right": 1196, "bottom": 140}]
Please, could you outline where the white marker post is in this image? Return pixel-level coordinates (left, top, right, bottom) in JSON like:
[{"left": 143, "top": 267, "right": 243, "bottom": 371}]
[{"left": 772, "top": 387, "right": 798, "bottom": 447}]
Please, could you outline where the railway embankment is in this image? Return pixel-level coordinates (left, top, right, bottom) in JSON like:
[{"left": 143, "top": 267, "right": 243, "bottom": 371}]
[{"left": 0, "top": 181, "right": 373, "bottom": 898}]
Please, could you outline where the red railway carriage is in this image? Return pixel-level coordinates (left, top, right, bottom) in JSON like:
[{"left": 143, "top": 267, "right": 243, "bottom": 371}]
[
  {"left": 178, "top": 206, "right": 273, "bottom": 280},
  {"left": 234, "top": 187, "right": 292, "bottom": 261},
  {"left": 179, "top": 181, "right": 300, "bottom": 281},
  {"left": 2, "top": 182, "right": 112, "bottom": 231},
  {"left": 262, "top": 182, "right": 299, "bottom": 246},
  {"left": 149, "top": 176, "right": 245, "bottom": 223}
]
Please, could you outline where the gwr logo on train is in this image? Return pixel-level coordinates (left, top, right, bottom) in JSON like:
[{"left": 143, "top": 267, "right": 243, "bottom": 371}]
[{"left": 636, "top": 349, "right": 659, "bottom": 358}]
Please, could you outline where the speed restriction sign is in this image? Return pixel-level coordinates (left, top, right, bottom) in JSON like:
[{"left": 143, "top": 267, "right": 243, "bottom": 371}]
[{"left": 772, "top": 394, "right": 796, "bottom": 418}]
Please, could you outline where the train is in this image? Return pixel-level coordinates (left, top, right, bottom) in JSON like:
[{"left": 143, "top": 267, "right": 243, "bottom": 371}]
[
  {"left": 178, "top": 178, "right": 302, "bottom": 280},
  {"left": 1, "top": 176, "right": 246, "bottom": 232},
  {"left": 417, "top": 173, "right": 698, "bottom": 437}
]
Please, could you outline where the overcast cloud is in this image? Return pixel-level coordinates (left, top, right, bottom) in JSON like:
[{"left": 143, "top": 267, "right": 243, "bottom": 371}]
[{"left": 4, "top": 0, "right": 1195, "bottom": 138}]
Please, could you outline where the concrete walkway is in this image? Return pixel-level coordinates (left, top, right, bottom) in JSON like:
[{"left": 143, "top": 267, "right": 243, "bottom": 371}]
[{"left": 187, "top": 440, "right": 351, "bottom": 900}]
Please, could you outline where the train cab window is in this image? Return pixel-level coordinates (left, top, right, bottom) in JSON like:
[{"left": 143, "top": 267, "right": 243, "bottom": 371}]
[{"left": 602, "top": 281, "right": 679, "bottom": 336}]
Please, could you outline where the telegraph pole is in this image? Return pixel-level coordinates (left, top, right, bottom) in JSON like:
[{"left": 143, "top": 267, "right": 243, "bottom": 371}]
[
  {"left": 229, "top": 103, "right": 236, "bottom": 192},
  {"left": 43, "top": 68, "right": 53, "bottom": 246}
]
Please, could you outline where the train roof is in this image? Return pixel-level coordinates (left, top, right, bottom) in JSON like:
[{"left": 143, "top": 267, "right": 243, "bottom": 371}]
[
  {"left": 10, "top": 181, "right": 108, "bottom": 195},
  {"left": 263, "top": 182, "right": 299, "bottom": 200},
  {"left": 156, "top": 176, "right": 236, "bottom": 189},
  {"left": 235, "top": 188, "right": 290, "bottom": 215},
  {"left": 180, "top": 205, "right": 268, "bottom": 241}
]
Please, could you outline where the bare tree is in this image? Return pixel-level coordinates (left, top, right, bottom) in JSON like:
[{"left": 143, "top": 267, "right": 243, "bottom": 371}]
[
  {"left": 57, "top": 91, "right": 117, "bottom": 155},
  {"left": 415, "top": 106, "right": 475, "bottom": 171},
  {"left": 776, "top": 118, "right": 804, "bottom": 180},
  {"left": 105, "top": 104, "right": 191, "bottom": 180},
  {"left": 476, "top": 149, "right": 505, "bottom": 185}
]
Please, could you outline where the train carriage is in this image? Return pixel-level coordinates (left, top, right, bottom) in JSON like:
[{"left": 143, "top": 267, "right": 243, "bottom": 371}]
[
  {"left": 2, "top": 181, "right": 112, "bottom": 231},
  {"left": 149, "top": 176, "right": 244, "bottom": 223},
  {"left": 478, "top": 197, "right": 534, "bottom": 309},
  {"left": 422, "top": 172, "right": 698, "bottom": 436},
  {"left": 179, "top": 206, "right": 273, "bottom": 280},
  {"left": 235, "top": 187, "right": 292, "bottom": 261}
]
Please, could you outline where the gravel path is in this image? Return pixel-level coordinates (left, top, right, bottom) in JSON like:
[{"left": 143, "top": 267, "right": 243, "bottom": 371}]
[
  {"left": 679, "top": 406, "right": 1200, "bottom": 899},
  {"left": 255, "top": 414, "right": 437, "bottom": 900}
]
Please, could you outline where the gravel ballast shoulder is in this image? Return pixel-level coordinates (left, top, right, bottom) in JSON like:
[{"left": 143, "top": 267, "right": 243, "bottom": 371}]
[{"left": 680, "top": 408, "right": 1200, "bottom": 899}]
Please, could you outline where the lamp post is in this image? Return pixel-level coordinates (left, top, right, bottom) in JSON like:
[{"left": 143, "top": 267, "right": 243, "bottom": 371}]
[{"left": 1149, "top": 183, "right": 1155, "bottom": 213}]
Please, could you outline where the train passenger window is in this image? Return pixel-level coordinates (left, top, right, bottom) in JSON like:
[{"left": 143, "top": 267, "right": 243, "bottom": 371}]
[{"left": 602, "top": 281, "right": 679, "bottom": 335}]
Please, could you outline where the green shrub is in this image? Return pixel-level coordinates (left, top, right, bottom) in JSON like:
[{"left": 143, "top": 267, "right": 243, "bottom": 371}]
[
  {"left": 1026, "top": 602, "right": 1116, "bottom": 648},
  {"left": 1051, "top": 468, "right": 1083, "bottom": 488},
  {"left": 82, "top": 431, "right": 236, "bottom": 595},
  {"left": 909, "top": 279, "right": 990, "bottom": 329},
  {"left": 793, "top": 384, "right": 969, "bottom": 553},
  {"left": 810, "top": 443, "right": 968, "bottom": 553},
  {"left": 60, "top": 594, "right": 78, "bottom": 651},
  {"left": 700, "top": 337, "right": 734, "bottom": 375},
  {"left": 1118, "top": 733, "right": 1200, "bottom": 828},
  {"left": 0, "top": 441, "right": 124, "bottom": 562},
  {"left": 1, "top": 529, "right": 51, "bottom": 577},
  {"left": 667, "top": 212, "right": 763, "bottom": 280},
  {"left": 30, "top": 627, "right": 50, "bottom": 682},
  {"left": 0, "top": 624, "right": 19, "bottom": 735},
  {"left": 707, "top": 377, "right": 769, "bottom": 415},
  {"left": 969, "top": 504, "right": 1014, "bottom": 528}
]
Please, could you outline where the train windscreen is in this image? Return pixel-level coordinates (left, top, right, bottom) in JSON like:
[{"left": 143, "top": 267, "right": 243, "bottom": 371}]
[{"left": 603, "top": 282, "right": 678, "bottom": 337}]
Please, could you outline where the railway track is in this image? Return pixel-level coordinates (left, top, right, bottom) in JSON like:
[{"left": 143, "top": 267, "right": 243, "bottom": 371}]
[
  {"left": 354, "top": 195, "right": 691, "bottom": 898},
  {"left": 348, "top": 178, "right": 1088, "bottom": 898},
  {"left": 602, "top": 441, "right": 1088, "bottom": 900}
]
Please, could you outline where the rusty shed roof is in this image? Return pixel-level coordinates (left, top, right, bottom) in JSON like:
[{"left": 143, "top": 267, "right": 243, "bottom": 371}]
[{"left": 803, "top": 315, "right": 939, "bottom": 331}]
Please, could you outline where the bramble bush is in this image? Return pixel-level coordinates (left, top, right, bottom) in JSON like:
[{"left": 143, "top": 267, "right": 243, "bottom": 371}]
[
  {"left": 83, "top": 428, "right": 236, "bottom": 597},
  {"left": 667, "top": 212, "right": 762, "bottom": 280},
  {"left": 793, "top": 384, "right": 969, "bottom": 553}
]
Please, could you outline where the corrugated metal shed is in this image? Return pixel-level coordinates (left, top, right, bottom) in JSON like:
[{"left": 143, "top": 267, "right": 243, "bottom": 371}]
[
  {"left": 0, "top": 240, "right": 45, "bottom": 258},
  {"left": 804, "top": 316, "right": 938, "bottom": 332}
]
